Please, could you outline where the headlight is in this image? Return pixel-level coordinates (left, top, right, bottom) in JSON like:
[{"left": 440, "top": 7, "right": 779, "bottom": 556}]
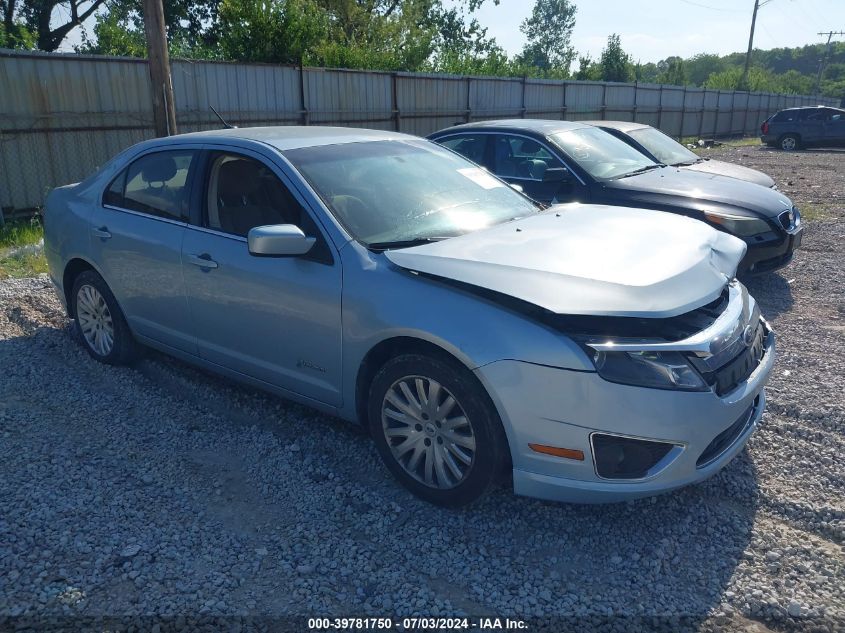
[
  {"left": 703, "top": 212, "right": 771, "bottom": 237},
  {"left": 593, "top": 350, "right": 708, "bottom": 391}
]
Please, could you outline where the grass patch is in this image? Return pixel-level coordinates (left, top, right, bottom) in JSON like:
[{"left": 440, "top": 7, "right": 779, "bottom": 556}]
[
  {"left": 0, "top": 216, "right": 48, "bottom": 279},
  {"left": 797, "top": 203, "right": 835, "bottom": 222}
]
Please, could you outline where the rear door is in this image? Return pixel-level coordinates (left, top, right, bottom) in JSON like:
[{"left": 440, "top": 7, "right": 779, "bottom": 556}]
[
  {"left": 181, "top": 147, "right": 343, "bottom": 406},
  {"left": 91, "top": 147, "right": 201, "bottom": 353},
  {"left": 800, "top": 109, "right": 827, "bottom": 143}
]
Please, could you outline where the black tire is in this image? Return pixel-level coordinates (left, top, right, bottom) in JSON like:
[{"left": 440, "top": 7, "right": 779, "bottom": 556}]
[
  {"left": 367, "top": 353, "right": 509, "bottom": 507},
  {"left": 70, "top": 270, "right": 138, "bottom": 365},
  {"left": 779, "top": 133, "right": 801, "bottom": 151}
]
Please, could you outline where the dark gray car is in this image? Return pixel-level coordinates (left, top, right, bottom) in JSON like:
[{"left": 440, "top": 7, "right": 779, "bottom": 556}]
[
  {"left": 429, "top": 119, "right": 803, "bottom": 274},
  {"left": 761, "top": 106, "right": 845, "bottom": 150},
  {"left": 583, "top": 120, "right": 775, "bottom": 188}
]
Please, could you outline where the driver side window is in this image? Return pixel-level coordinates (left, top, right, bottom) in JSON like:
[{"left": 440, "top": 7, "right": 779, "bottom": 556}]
[
  {"left": 493, "top": 136, "right": 562, "bottom": 181},
  {"left": 103, "top": 150, "right": 196, "bottom": 221},
  {"left": 205, "top": 153, "right": 307, "bottom": 238}
]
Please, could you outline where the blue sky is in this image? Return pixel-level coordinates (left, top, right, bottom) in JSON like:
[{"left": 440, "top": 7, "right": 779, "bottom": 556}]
[
  {"left": 59, "top": 0, "right": 845, "bottom": 62},
  {"left": 457, "top": 0, "right": 845, "bottom": 63}
]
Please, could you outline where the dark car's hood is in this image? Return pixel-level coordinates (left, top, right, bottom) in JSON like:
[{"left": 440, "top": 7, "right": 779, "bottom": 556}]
[
  {"left": 385, "top": 204, "right": 746, "bottom": 318},
  {"left": 681, "top": 159, "right": 775, "bottom": 189},
  {"left": 603, "top": 166, "right": 791, "bottom": 218}
]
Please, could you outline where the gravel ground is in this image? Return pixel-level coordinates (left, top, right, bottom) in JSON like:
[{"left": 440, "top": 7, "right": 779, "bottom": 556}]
[{"left": 0, "top": 145, "right": 843, "bottom": 632}]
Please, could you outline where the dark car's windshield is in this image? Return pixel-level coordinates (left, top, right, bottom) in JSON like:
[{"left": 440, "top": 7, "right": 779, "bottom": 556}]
[
  {"left": 550, "top": 127, "right": 659, "bottom": 180},
  {"left": 627, "top": 127, "right": 700, "bottom": 166},
  {"left": 285, "top": 140, "right": 538, "bottom": 247}
]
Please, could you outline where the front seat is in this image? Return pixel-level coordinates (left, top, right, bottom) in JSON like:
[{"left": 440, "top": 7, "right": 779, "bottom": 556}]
[{"left": 216, "top": 159, "right": 275, "bottom": 236}]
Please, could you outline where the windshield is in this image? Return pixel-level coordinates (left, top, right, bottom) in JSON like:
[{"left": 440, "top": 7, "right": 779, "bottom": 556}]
[
  {"left": 550, "top": 127, "right": 659, "bottom": 180},
  {"left": 627, "top": 127, "right": 700, "bottom": 166},
  {"left": 285, "top": 140, "right": 538, "bottom": 246}
]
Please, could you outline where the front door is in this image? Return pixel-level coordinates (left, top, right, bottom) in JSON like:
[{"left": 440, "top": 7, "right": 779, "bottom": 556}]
[
  {"left": 181, "top": 149, "right": 343, "bottom": 406},
  {"left": 90, "top": 148, "right": 199, "bottom": 353}
]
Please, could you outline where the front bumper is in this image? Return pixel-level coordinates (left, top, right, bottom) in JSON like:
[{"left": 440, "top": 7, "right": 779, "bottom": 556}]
[
  {"left": 475, "top": 327, "right": 775, "bottom": 504},
  {"left": 741, "top": 225, "right": 803, "bottom": 275}
]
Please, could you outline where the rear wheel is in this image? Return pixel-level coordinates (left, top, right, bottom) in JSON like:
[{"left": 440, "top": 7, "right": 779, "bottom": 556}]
[
  {"left": 779, "top": 134, "right": 800, "bottom": 151},
  {"left": 368, "top": 353, "right": 508, "bottom": 507},
  {"left": 71, "top": 270, "right": 137, "bottom": 365}
]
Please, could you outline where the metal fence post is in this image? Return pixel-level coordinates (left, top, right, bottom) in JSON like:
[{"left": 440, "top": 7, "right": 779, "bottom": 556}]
[
  {"left": 521, "top": 76, "right": 527, "bottom": 118},
  {"left": 657, "top": 85, "right": 664, "bottom": 131},
  {"left": 465, "top": 77, "right": 472, "bottom": 123},
  {"left": 679, "top": 85, "right": 687, "bottom": 140},
  {"left": 392, "top": 72, "right": 400, "bottom": 131},
  {"left": 299, "top": 62, "right": 309, "bottom": 125},
  {"left": 601, "top": 83, "right": 607, "bottom": 120},
  {"left": 713, "top": 90, "right": 720, "bottom": 138},
  {"left": 562, "top": 81, "right": 568, "bottom": 120}
]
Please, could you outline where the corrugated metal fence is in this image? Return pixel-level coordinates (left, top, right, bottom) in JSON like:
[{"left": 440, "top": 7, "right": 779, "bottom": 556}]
[{"left": 1, "top": 48, "right": 837, "bottom": 214}]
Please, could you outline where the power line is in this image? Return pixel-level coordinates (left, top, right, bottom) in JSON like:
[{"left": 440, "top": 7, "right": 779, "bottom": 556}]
[{"left": 677, "top": 0, "right": 744, "bottom": 13}]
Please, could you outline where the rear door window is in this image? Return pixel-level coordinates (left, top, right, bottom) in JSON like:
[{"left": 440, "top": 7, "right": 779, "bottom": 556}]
[
  {"left": 104, "top": 150, "right": 197, "bottom": 221},
  {"left": 438, "top": 135, "right": 489, "bottom": 167}
]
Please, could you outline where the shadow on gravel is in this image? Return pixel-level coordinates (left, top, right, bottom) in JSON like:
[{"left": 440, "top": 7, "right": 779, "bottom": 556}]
[{"left": 741, "top": 271, "right": 795, "bottom": 321}]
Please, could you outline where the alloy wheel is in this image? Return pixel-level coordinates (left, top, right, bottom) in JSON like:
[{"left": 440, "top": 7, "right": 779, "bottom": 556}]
[
  {"left": 381, "top": 376, "right": 476, "bottom": 489},
  {"left": 76, "top": 284, "right": 115, "bottom": 356},
  {"left": 781, "top": 136, "right": 797, "bottom": 150}
]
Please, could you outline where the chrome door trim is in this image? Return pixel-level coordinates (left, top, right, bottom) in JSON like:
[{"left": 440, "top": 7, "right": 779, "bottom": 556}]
[{"left": 102, "top": 204, "right": 187, "bottom": 227}]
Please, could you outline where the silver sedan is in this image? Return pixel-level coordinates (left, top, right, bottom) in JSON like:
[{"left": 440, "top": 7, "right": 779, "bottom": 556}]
[{"left": 44, "top": 127, "right": 774, "bottom": 506}]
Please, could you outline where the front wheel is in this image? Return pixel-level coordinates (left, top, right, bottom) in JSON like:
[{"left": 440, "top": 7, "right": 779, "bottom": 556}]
[
  {"left": 779, "top": 134, "right": 800, "bottom": 151},
  {"left": 71, "top": 270, "right": 137, "bottom": 365},
  {"left": 368, "top": 353, "right": 509, "bottom": 507}
]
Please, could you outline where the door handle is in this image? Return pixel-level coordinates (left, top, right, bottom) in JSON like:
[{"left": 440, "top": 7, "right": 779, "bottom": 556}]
[
  {"left": 186, "top": 253, "right": 218, "bottom": 269},
  {"left": 92, "top": 226, "right": 112, "bottom": 239}
]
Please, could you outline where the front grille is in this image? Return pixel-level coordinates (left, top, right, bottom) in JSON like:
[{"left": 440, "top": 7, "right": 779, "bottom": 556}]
[
  {"left": 778, "top": 208, "right": 795, "bottom": 230},
  {"left": 689, "top": 319, "right": 767, "bottom": 396},
  {"left": 712, "top": 321, "right": 766, "bottom": 396},
  {"left": 697, "top": 399, "right": 757, "bottom": 468}
]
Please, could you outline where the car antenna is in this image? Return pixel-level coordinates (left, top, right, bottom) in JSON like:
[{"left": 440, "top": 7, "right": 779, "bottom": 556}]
[{"left": 210, "top": 105, "right": 237, "bottom": 129}]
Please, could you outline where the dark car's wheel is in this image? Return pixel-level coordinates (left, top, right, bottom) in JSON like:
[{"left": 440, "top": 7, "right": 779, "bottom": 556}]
[
  {"left": 71, "top": 270, "right": 137, "bottom": 365},
  {"left": 779, "top": 134, "right": 801, "bottom": 151},
  {"left": 368, "top": 353, "right": 509, "bottom": 507}
]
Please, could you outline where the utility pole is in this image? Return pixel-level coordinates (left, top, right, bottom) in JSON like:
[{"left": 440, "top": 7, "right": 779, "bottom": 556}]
[
  {"left": 815, "top": 31, "right": 844, "bottom": 96},
  {"left": 740, "top": 0, "right": 775, "bottom": 92},
  {"left": 143, "top": 0, "right": 177, "bottom": 137}
]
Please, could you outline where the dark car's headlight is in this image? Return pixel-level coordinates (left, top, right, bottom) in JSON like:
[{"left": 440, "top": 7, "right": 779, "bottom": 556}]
[
  {"left": 593, "top": 350, "right": 709, "bottom": 391},
  {"left": 704, "top": 212, "right": 771, "bottom": 237}
]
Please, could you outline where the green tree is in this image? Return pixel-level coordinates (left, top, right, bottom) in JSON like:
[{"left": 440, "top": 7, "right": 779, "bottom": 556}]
[
  {"left": 598, "top": 33, "right": 634, "bottom": 83},
  {"left": 658, "top": 57, "right": 687, "bottom": 86},
  {"left": 516, "top": 0, "right": 577, "bottom": 75},
  {"left": 2, "top": 0, "right": 109, "bottom": 51},
  {"left": 216, "top": 0, "right": 328, "bottom": 64}
]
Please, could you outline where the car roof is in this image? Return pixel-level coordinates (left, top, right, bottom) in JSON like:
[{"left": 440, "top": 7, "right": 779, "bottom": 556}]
[
  {"left": 778, "top": 105, "right": 844, "bottom": 113},
  {"left": 138, "top": 126, "right": 414, "bottom": 151},
  {"left": 431, "top": 119, "right": 590, "bottom": 137},
  {"left": 579, "top": 120, "right": 650, "bottom": 133}
]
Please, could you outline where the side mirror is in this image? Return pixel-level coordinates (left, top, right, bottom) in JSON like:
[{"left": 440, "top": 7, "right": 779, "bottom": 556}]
[
  {"left": 543, "top": 167, "right": 573, "bottom": 183},
  {"left": 248, "top": 224, "right": 316, "bottom": 257}
]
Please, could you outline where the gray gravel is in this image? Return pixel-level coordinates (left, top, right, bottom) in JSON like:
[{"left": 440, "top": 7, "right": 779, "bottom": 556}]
[{"left": 1, "top": 146, "right": 843, "bottom": 632}]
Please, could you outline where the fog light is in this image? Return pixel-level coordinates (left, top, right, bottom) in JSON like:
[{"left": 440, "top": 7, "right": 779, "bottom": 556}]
[{"left": 591, "top": 434, "right": 680, "bottom": 480}]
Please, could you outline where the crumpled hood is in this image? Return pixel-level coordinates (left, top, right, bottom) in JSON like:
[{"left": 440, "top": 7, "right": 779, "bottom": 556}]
[
  {"left": 385, "top": 204, "right": 746, "bottom": 318},
  {"left": 681, "top": 159, "right": 775, "bottom": 189},
  {"left": 606, "top": 167, "right": 790, "bottom": 218}
]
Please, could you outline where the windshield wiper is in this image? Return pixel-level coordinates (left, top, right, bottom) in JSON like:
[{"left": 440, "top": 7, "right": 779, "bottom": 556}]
[
  {"left": 613, "top": 164, "right": 664, "bottom": 179},
  {"left": 367, "top": 237, "right": 448, "bottom": 251},
  {"left": 673, "top": 158, "right": 703, "bottom": 166}
]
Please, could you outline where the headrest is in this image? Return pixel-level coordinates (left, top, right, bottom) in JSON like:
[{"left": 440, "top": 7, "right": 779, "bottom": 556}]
[
  {"left": 218, "top": 159, "right": 261, "bottom": 194},
  {"left": 141, "top": 157, "right": 177, "bottom": 183},
  {"left": 517, "top": 139, "right": 542, "bottom": 154}
]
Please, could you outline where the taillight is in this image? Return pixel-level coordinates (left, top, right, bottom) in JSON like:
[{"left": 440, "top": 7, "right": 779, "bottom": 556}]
[{"left": 761, "top": 121, "right": 769, "bottom": 134}]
